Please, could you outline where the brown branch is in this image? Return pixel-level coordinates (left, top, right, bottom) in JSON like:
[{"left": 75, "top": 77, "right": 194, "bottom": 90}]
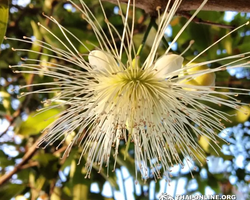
[
  {"left": 20, "top": 161, "right": 39, "bottom": 169},
  {"left": 0, "top": 96, "right": 28, "bottom": 138},
  {"left": 178, "top": 11, "right": 236, "bottom": 29},
  {"left": 0, "top": 134, "right": 43, "bottom": 186},
  {"left": 0, "top": 129, "right": 66, "bottom": 185},
  {"left": 102, "top": 0, "right": 250, "bottom": 14},
  {"left": 0, "top": 71, "right": 35, "bottom": 138},
  {"left": 217, "top": 80, "right": 250, "bottom": 89}
]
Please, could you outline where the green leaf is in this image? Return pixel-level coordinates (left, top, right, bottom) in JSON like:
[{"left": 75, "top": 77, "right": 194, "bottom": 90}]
[
  {"left": 17, "top": 168, "right": 30, "bottom": 183},
  {"left": 70, "top": 160, "right": 89, "bottom": 200},
  {"left": 28, "top": 20, "right": 43, "bottom": 60},
  {"left": 17, "top": 107, "right": 63, "bottom": 136},
  {"left": 33, "top": 152, "right": 58, "bottom": 167},
  {"left": 0, "top": 150, "right": 15, "bottom": 167},
  {"left": 61, "top": 148, "right": 78, "bottom": 171},
  {"left": 0, "top": 90, "right": 11, "bottom": 111},
  {"left": 196, "top": 176, "right": 207, "bottom": 194},
  {"left": 51, "top": 187, "right": 62, "bottom": 200},
  {"left": 73, "top": 184, "right": 89, "bottom": 200},
  {"left": 155, "top": 180, "right": 160, "bottom": 193},
  {"left": 236, "top": 168, "right": 246, "bottom": 181},
  {"left": 33, "top": 153, "right": 59, "bottom": 179},
  {"left": 0, "top": 0, "right": 9, "bottom": 45},
  {"left": 0, "top": 184, "right": 25, "bottom": 199}
]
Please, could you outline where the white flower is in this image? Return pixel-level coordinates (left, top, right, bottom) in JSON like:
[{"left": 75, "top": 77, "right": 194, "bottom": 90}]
[{"left": 7, "top": 0, "right": 250, "bottom": 182}]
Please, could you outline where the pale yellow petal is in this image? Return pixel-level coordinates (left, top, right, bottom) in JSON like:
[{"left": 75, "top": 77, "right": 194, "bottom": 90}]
[{"left": 154, "top": 54, "right": 183, "bottom": 78}]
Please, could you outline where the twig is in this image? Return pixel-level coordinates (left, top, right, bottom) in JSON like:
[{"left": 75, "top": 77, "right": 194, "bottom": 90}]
[
  {"left": 151, "top": 18, "right": 169, "bottom": 48},
  {"left": 53, "top": 145, "right": 67, "bottom": 155},
  {"left": 3, "top": 74, "right": 22, "bottom": 88},
  {"left": 49, "top": 179, "right": 57, "bottom": 197},
  {"left": 137, "top": 17, "right": 154, "bottom": 56},
  {"left": 20, "top": 161, "right": 39, "bottom": 169},
  {"left": 178, "top": 11, "right": 236, "bottom": 29},
  {"left": 0, "top": 133, "right": 44, "bottom": 186},
  {"left": 0, "top": 103, "right": 23, "bottom": 137},
  {"left": 0, "top": 73, "right": 34, "bottom": 138}
]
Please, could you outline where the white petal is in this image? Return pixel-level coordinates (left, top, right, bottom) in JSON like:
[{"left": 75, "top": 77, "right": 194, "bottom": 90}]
[
  {"left": 154, "top": 54, "right": 184, "bottom": 78},
  {"left": 88, "top": 50, "right": 117, "bottom": 74}
]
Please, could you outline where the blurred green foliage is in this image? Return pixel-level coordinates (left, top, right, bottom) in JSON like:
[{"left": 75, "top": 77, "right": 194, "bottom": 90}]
[
  {"left": 0, "top": 0, "right": 250, "bottom": 200},
  {"left": 0, "top": 0, "right": 9, "bottom": 45}
]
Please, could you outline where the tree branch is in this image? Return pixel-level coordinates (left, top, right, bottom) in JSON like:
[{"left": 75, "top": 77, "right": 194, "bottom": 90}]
[
  {"left": 0, "top": 135, "right": 41, "bottom": 186},
  {"left": 103, "top": 0, "right": 250, "bottom": 14},
  {"left": 178, "top": 11, "right": 236, "bottom": 29}
]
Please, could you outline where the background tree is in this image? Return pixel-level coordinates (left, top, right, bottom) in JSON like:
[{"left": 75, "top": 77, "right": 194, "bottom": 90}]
[{"left": 0, "top": 0, "right": 250, "bottom": 199}]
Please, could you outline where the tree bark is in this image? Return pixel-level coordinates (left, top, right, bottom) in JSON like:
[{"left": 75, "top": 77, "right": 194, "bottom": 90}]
[{"left": 103, "top": 0, "right": 250, "bottom": 14}]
